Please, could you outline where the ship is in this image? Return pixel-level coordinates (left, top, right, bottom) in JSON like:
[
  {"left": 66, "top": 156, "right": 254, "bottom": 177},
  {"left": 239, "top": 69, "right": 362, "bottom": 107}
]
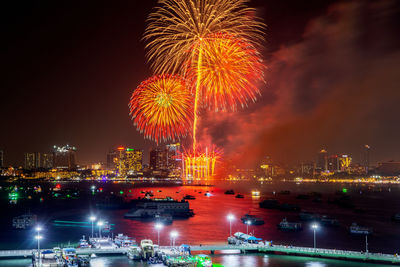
[
  {"left": 277, "top": 218, "right": 302, "bottom": 231},
  {"left": 12, "top": 213, "right": 37, "bottom": 229},
  {"left": 183, "top": 194, "right": 196, "bottom": 200},
  {"left": 349, "top": 223, "right": 372, "bottom": 235},
  {"left": 259, "top": 199, "right": 279, "bottom": 209},
  {"left": 299, "top": 211, "right": 319, "bottom": 221},
  {"left": 320, "top": 215, "right": 339, "bottom": 226},
  {"left": 114, "top": 233, "right": 135, "bottom": 247},
  {"left": 124, "top": 197, "right": 194, "bottom": 219},
  {"left": 235, "top": 194, "right": 244, "bottom": 199},
  {"left": 241, "top": 214, "right": 265, "bottom": 225},
  {"left": 224, "top": 190, "right": 235, "bottom": 195},
  {"left": 77, "top": 236, "right": 91, "bottom": 248}
]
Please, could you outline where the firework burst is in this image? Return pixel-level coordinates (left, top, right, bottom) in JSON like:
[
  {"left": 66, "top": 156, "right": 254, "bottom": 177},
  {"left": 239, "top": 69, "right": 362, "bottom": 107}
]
[
  {"left": 188, "top": 34, "right": 264, "bottom": 111},
  {"left": 144, "top": 0, "right": 265, "bottom": 75},
  {"left": 129, "top": 74, "right": 193, "bottom": 143}
]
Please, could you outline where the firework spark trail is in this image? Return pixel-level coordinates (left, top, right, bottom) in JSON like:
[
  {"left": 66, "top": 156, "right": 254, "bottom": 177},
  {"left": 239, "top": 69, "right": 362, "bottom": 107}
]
[
  {"left": 129, "top": 74, "right": 193, "bottom": 143},
  {"left": 189, "top": 34, "right": 264, "bottom": 111},
  {"left": 144, "top": 0, "right": 265, "bottom": 151}
]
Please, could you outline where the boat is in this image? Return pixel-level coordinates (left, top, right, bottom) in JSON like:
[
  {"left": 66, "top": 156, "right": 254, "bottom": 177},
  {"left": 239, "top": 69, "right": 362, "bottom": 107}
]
[
  {"left": 77, "top": 255, "right": 90, "bottom": 266},
  {"left": 259, "top": 199, "right": 279, "bottom": 209},
  {"left": 349, "top": 223, "right": 372, "bottom": 235},
  {"left": 77, "top": 236, "right": 91, "bottom": 248},
  {"left": 102, "top": 221, "right": 111, "bottom": 233},
  {"left": 320, "top": 215, "right": 339, "bottom": 226},
  {"left": 124, "top": 197, "right": 194, "bottom": 219},
  {"left": 251, "top": 190, "right": 260, "bottom": 197},
  {"left": 224, "top": 190, "right": 235, "bottom": 195},
  {"left": 279, "top": 203, "right": 301, "bottom": 211},
  {"left": 277, "top": 218, "right": 302, "bottom": 231},
  {"left": 241, "top": 214, "right": 264, "bottom": 225},
  {"left": 91, "top": 237, "right": 118, "bottom": 249},
  {"left": 62, "top": 248, "right": 78, "bottom": 267},
  {"left": 140, "top": 239, "right": 155, "bottom": 259},
  {"left": 299, "top": 211, "right": 319, "bottom": 221},
  {"left": 114, "top": 233, "right": 135, "bottom": 247},
  {"left": 32, "top": 249, "right": 64, "bottom": 267},
  {"left": 127, "top": 245, "right": 142, "bottom": 260},
  {"left": 235, "top": 194, "right": 244, "bottom": 198},
  {"left": 12, "top": 213, "right": 37, "bottom": 229},
  {"left": 183, "top": 195, "right": 196, "bottom": 200}
]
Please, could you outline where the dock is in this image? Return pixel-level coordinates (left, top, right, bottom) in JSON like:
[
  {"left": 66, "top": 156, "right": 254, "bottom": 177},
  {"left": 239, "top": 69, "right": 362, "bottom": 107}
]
[{"left": 0, "top": 244, "right": 399, "bottom": 265}]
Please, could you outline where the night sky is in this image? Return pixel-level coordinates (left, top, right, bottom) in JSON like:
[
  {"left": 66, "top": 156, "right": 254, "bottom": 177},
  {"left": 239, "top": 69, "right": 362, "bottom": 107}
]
[{"left": 1, "top": 0, "right": 399, "bottom": 166}]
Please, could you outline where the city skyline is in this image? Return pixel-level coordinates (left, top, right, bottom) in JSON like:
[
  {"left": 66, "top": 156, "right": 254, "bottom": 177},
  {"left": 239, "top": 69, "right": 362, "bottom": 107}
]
[{"left": 2, "top": 0, "right": 399, "bottom": 167}]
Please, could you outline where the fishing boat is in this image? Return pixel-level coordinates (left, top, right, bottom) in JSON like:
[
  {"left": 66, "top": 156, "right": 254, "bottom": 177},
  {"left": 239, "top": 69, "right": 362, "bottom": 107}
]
[
  {"left": 127, "top": 245, "right": 142, "bottom": 260},
  {"left": 224, "top": 190, "right": 235, "bottom": 195},
  {"left": 235, "top": 194, "right": 244, "bottom": 199},
  {"left": 277, "top": 218, "right": 302, "bottom": 231},
  {"left": 114, "top": 233, "right": 135, "bottom": 247},
  {"left": 77, "top": 236, "right": 91, "bottom": 248},
  {"left": 349, "top": 223, "right": 372, "bottom": 235},
  {"left": 241, "top": 214, "right": 264, "bottom": 225}
]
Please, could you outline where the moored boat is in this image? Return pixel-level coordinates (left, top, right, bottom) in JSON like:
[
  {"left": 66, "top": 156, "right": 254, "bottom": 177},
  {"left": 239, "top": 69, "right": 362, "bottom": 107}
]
[
  {"left": 277, "top": 218, "right": 302, "bottom": 231},
  {"left": 241, "top": 214, "right": 264, "bottom": 225},
  {"left": 224, "top": 190, "right": 235, "bottom": 195},
  {"left": 349, "top": 223, "right": 372, "bottom": 235}
]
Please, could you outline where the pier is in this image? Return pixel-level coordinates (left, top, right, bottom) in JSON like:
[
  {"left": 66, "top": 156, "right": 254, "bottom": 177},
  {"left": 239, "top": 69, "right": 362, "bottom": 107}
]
[{"left": 1, "top": 244, "right": 399, "bottom": 265}]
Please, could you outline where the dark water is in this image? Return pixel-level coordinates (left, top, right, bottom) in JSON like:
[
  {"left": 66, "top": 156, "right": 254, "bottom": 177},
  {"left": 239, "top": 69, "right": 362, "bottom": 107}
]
[
  {"left": 0, "top": 254, "right": 391, "bottom": 267},
  {"left": 1, "top": 181, "right": 399, "bottom": 266}
]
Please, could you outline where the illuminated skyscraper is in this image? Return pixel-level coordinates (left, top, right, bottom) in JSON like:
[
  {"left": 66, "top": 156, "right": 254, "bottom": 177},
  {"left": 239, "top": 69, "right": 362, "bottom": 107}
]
[
  {"left": 317, "top": 149, "right": 328, "bottom": 172},
  {"left": 109, "top": 147, "right": 143, "bottom": 176},
  {"left": 42, "top": 153, "right": 53, "bottom": 169},
  {"left": 53, "top": 145, "right": 77, "bottom": 169},
  {"left": 150, "top": 148, "right": 168, "bottom": 171},
  {"left": 24, "top": 152, "right": 36, "bottom": 170}
]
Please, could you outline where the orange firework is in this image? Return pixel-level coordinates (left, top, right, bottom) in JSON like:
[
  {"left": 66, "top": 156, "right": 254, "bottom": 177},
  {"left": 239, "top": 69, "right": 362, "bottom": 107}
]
[
  {"left": 188, "top": 34, "right": 264, "bottom": 111},
  {"left": 182, "top": 146, "right": 222, "bottom": 183},
  {"left": 129, "top": 74, "right": 193, "bottom": 143}
]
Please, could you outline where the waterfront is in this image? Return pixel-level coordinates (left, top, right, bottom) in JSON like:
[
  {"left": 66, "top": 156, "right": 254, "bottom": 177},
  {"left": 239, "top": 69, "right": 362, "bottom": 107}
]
[
  {"left": 0, "top": 181, "right": 400, "bottom": 266},
  {"left": 0, "top": 254, "right": 393, "bottom": 267}
]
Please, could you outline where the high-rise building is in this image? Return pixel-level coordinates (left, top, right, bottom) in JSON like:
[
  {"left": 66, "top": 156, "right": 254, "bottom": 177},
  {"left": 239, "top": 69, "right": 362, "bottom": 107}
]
[
  {"left": 339, "top": 154, "right": 352, "bottom": 172},
  {"left": 364, "top": 145, "right": 370, "bottom": 174},
  {"left": 125, "top": 148, "right": 143, "bottom": 174},
  {"left": 106, "top": 150, "right": 118, "bottom": 170},
  {"left": 53, "top": 145, "right": 77, "bottom": 169},
  {"left": 0, "top": 150, "right": 3, "bottom": 168},
  {"left": 24, "top": 152, "right": 36, "bottom": 170},
  {"left": 108, "top": 147, "right": 143, "bottom": 176},
  {"left": 317, "top": 149, "right": 328, "bottom": 171},
  {"left": 327, "top": 155, "right": 339, "bottom": 172},
  {"left": 42, "top": 153, "right": 54, "bottom": 169},
  {"left": 150, "top": 148, "right": 168, "bottom": 171}
]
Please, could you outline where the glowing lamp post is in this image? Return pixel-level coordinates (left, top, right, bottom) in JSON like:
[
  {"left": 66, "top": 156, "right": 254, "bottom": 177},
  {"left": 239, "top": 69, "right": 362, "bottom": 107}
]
[
  {"left": 227, "top": 214, "right": 235, "bottom": 237},
  {"left": 35, "top": 226, "right": 43, "bottom": 267},
  {"left": 311, "top": 223, "right": 318, "bottom": 250},
  {"left": 170, "top": 231, "right": 178, "bottom": 247},
  {"left": 246, "top": 220, "right": 251, "bottom": 236},
  {"left": 89, "top": 216, "right": 96, "bottom": 239},
  {"left": 97, "top": 221, "right": 104, "bottom": 238},
  {"left": 155, "top": 223, "right": 163, "bottom": 245}
]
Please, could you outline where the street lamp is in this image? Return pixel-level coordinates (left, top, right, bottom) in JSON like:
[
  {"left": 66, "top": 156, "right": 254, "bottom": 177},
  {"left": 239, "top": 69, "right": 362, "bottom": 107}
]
[
  {"left": 97, "top": 221, "right": 104, "bottom": 238},
  {"left": 89, "top": 216, "right": 96, "bottom": 239},
  {"left": 35, "top": 226, "right": 43, "bottom": 267},
  {"left": 155, "top": 223, "right": 163, "bottom": 245},
  {"left": 246, "top": 220, "right": 251, "bottom": 236},
  {"left": 227, "top": 214, "right": 235, "bottom": 237},
  {"left": 311, "top": 223, "right": 318, "bottom": 250},
  {"left": 170, "top": 231, "right": 178, "bottom": 247}
]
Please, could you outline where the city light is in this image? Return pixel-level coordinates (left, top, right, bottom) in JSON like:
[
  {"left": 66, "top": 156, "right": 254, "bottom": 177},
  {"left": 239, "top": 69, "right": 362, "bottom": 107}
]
[
  {"left": 90, "top": 216, "right": 96, "bottom": 239},
  {"left": 155, "top": 223, "right": 163, "bottom": 245},
  {"left": 170, "top": 231, "right": 178, "bottom": 247},
  {"left": 227, "top": 214, "right": 235, "bottom": 237},
  {"left": 311, "top": 223, "right": 319, "bottom": 249}
]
